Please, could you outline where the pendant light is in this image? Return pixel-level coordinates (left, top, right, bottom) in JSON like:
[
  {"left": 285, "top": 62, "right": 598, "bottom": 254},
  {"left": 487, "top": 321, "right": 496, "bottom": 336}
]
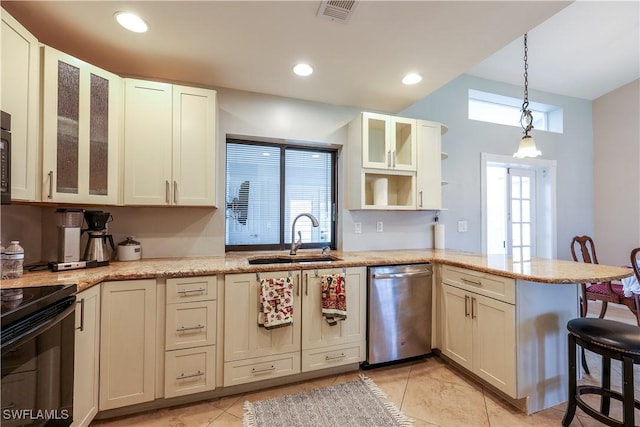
[{"left": 514, "top": 33, "right": 541, "bottom": 158}]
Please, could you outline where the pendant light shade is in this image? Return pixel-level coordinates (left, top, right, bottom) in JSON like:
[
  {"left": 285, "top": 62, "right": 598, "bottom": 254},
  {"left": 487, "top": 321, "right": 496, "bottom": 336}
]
[
  {"left": 514, "top": 33, "right": 541, "bottom": 158},
  {"left": 514, "top": 135, "right": 541, "bottom": 158}
]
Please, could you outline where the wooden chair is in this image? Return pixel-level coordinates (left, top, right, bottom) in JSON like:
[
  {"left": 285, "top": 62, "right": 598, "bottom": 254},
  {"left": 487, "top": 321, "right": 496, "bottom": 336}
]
[
  {"left": 627, "top": 247, "right": 640, "bottom": 325},
  {"left": 570, "top": 236, "right": 639, "bottom": 324}
]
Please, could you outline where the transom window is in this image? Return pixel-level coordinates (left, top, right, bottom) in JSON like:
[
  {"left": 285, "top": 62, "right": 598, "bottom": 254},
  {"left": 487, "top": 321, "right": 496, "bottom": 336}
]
[
  {"left": 225, "top": 138, "right": 336, "bottom": 251},
  {"left": 468, "top": 89, "right": 563, "bottom": 133}
]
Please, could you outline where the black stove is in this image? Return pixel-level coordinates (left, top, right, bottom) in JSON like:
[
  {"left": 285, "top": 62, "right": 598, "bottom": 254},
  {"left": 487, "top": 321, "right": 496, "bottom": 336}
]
[
  {"left": 1, "top": 285, "right": 76, "bottom": 326},
  {"left": 1, "top": 284, "right": 76, "bottom": 353},
  {"left": 1, "top": 285, "right": 76, "bottom": 425}
]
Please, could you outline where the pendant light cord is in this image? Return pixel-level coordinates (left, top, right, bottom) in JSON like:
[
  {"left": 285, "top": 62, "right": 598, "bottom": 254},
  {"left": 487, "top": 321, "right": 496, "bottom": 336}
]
[{"left": 521, "top": 33, "right": 533, "bottom": 135}]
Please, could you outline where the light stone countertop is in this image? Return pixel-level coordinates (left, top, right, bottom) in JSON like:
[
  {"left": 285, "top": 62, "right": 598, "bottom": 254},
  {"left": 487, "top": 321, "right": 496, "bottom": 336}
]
[{"left": 0, "top": 248, "right": 633, "bottom": 293}]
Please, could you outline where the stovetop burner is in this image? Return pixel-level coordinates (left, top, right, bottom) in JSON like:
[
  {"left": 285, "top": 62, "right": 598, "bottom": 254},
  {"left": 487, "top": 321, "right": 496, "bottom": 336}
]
[{"left": 1, "top": 284, "right": 77, "bottom": 328}]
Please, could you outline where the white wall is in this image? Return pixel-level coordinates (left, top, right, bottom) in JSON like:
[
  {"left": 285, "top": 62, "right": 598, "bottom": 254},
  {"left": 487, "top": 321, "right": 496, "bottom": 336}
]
[
  {"left": 401, "top": 74, "right": 593, "bottom": 260},
  {"left": 593, "top": 79, "right": 640, "bottom": 265}
]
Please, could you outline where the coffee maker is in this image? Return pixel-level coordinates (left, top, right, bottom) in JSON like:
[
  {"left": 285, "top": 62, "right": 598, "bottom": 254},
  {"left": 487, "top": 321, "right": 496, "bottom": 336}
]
[
  {"left": 49, "top": 208, "right": 94, "bottom": 272},
  {"left": 82, "top": 210, "right": 115, "bottom": 266},
  {"left": 56, "top": 208, "right": 83, "bottom": 262}
]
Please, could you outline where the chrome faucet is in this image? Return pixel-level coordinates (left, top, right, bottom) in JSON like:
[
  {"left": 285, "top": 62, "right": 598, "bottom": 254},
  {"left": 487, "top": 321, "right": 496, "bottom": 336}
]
[{"left": 290, "top": 213, "right": 319, "bottom": 255}]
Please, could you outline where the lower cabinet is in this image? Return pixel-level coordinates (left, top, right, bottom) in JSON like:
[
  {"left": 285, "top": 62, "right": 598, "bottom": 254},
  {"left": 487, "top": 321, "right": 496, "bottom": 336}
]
[
  {"left": 223, "top": 270, "right": 302, "bottom": 386},
  {"left": 72, "top": 285, "right": 100, "bottom": 427},
  {"left": 223, "top": 267, "right": 366, "bottom": 386},
  {"left": 441, "top": 267, "right": 516, "bottom": 397},
  {"left": 300, "top": 267, "right": 366, "bottom": 372},
  {"left": 164, "top": 276, "right": 217, "bottom": 398},
  {"left": 99, "top": 279, "right": 157, "bottom": 411}
]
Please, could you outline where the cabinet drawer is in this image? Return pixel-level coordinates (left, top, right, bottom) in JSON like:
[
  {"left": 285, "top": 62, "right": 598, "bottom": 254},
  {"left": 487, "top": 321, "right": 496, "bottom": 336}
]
[
  {"left": 167, "top": 276, "right": 217, "bottom": 304},
  {"left": 166, "top": 301, "right": 216, "bottom": 350},
  {"left": 223, "top": 352, "right": 300, "bottom": 387},
  {"left": 442, "top": 265, "right": 515, "bottom": 304},
  {"left": 301, "top": 342, "right": 365, "bottom": 372},
  {"left": 164, "top": 345, "right": 216, "bottom": 398}
]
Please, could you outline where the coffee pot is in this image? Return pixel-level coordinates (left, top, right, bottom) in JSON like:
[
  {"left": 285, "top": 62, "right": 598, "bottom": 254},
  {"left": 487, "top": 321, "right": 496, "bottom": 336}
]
[
  {"left": 82, "top": 210, "right": 115, "bottom": 266},
  {"left": 83, "top": 232, "right": 115, "bottom": 266}
]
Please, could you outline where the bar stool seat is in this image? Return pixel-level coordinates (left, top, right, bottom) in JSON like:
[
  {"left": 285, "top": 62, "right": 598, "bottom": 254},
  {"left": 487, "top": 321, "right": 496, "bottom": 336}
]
[{"left": 562, "top": 318, "right": 640, "bottom": 427}]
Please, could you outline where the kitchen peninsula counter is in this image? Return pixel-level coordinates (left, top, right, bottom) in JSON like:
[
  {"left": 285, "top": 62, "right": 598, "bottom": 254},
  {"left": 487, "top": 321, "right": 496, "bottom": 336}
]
[{"left": 1, "top": 248, "right": 632, "bottom": 292}]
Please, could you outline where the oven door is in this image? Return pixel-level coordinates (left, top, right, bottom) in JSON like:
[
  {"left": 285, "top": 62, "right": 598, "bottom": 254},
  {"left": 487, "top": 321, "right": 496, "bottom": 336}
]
[{"left": 1, "top": 297, "right": 75, "bottom": 426}]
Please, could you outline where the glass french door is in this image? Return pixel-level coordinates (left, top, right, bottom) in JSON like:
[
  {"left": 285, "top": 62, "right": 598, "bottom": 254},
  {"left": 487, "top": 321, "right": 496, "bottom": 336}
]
[
  {"left": 508, "top": 168, "right": 536, "bottom": 262},
  {"left": 485, "top": 165, "right": 536, "bottom": 261}
]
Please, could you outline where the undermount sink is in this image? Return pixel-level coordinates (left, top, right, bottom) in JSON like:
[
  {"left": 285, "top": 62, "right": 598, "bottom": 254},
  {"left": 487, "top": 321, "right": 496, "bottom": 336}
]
[{"left": 248, "top": 254, "right": 342, "bottom": 265}]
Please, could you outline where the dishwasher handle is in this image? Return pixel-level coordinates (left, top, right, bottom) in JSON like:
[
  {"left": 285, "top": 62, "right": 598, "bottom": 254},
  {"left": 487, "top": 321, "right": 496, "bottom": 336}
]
[{"left": 371, "top": 269, "right": 432, "bottom": 280}]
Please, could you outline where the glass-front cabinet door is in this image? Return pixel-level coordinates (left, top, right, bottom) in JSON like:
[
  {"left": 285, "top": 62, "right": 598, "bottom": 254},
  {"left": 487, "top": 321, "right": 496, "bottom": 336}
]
[
  {"left": 391, "top": 116, "right": 417, "bottom": 171},
  {"left": 362, "top": 112, "right": 389, "bottom": 169},
  {"left": 41, "top": 45, "right": 121, "bottom": 204},
  {"left": 361, "top": 112, "right": 416, "bottom": 171}
]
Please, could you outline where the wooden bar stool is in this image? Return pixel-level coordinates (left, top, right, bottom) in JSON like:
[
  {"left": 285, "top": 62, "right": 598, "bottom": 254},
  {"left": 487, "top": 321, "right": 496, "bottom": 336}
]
[{"left": 562, "top": 318, "right": 640, "bottom": 427}]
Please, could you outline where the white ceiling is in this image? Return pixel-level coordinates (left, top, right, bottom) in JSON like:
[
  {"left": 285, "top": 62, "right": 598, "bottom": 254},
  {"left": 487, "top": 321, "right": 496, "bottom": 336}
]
[
  {"left": 467, "top": 0, "right": 640, "bottom": 101},
  {"left": 3, "top": 1, "right": 638, "bottom": 113}
]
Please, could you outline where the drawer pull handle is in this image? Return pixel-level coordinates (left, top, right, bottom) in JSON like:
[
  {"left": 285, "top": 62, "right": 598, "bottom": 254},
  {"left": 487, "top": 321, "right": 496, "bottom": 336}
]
[
  {"left": 325, "top": 353, "right": 346, "bottom": 361},
  {"left": 177, "top": 288, "right": 206, "bottom": 295},
  {"left": 176, "top": 324, "right": 204, "bottom": 332},
  {"left": 176, "top": 370, "right": 204, "bottom": 380},
  {"left": 461, "top": 277, "right": 482, "bottom": 286},
  {"left": 251, "top": 365, "right": 276, "bottom": 375}
]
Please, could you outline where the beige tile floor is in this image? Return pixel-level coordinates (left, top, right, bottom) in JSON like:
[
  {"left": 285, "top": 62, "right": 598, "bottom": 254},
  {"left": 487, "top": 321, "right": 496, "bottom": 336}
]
[{"left": 92, "top": 302, "right": 639, "bottom": 427}]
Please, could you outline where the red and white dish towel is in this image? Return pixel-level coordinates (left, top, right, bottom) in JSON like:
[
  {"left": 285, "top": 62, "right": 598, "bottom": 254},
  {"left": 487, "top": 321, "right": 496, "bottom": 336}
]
[
  {"left": 258, "top": 277, "right": 294, "bottom": 329},
  {"left": 321, "top": 273, "right": 347, "bottom": 325}
]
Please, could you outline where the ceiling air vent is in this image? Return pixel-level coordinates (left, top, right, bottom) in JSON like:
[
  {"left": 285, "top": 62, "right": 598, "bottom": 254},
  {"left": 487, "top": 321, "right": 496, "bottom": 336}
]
[{"left": 316, "top": 0, "right": 358, "bottom": 23}]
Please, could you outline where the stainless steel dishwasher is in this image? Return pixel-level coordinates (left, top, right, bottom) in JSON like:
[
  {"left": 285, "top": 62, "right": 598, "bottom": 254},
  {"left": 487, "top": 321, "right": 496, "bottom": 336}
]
[{"left": 365, "top": 263, "right": 433, "bottom": 366}]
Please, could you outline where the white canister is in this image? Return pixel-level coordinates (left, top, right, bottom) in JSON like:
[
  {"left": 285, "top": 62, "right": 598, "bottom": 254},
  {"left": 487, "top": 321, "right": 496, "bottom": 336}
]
[{"left": 117, "top": 237, "right": 141, "bottom": 261}]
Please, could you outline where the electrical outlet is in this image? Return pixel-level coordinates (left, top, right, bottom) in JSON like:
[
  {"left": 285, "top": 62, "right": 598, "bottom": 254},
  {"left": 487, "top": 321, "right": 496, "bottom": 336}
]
[
  {"left": 376, "top": 221, "right": 383, "bottom": 233},
  {"left": 457, "top": 220, "right": 468, "bottom": 233},
  {"left": 354, "top": 222, "right": 362, "bottom": 234}
]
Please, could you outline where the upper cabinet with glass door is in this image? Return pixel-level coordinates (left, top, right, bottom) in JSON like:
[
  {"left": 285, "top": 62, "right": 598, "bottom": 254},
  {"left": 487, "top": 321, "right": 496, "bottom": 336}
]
[
  {"left": 361, "top": 112, "right": 416, "bottom": 171},
  {"left": 41, "top": 45, "right": 122, "bottom": 204}
]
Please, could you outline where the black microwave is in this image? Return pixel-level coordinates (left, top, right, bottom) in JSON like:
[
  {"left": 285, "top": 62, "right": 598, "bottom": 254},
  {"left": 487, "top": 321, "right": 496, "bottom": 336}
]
[{"left": 1, "top": 111, "right": 10, "bottom": 205}]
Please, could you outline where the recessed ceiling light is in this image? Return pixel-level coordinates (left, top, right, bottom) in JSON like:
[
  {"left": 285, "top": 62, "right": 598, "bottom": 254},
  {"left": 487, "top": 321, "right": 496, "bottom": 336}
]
[
  {"left": 402, "top": 73, "right": 422, "bottom": 85},
  {"left": 115, "top": 12, "right": 148, "bottom": 33},
  {"left": 293, "top": 63, "right": 313, "bottom": 77}
]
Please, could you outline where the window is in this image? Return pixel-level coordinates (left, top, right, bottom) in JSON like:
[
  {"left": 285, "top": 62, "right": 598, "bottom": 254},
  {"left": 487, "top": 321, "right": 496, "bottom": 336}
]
[
  {"left": 468, "top": 89, "right": 563, "bottom": 133},
  {"left": 225, "top": 138, "right": 336, "bottom": 251}
]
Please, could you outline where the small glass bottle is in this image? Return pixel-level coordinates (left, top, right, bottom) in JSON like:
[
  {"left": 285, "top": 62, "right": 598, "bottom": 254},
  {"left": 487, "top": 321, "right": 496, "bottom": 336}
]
[{"left": 3, "top": 241, "right": 24, "bottom": 279}]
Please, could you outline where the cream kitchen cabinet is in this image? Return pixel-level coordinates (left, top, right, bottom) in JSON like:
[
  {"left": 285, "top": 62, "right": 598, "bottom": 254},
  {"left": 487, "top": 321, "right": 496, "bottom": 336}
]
[
  {"left": 41, "top": 45, "right": 122, "bottom": 204},
  {"left": 355, "top": 112, "right": 416, "bottom": 171},
  {"left": 1, "top": 9, "right": 40, "bottom": 201},
  {"left": 164, "top": 276, "right": 217, "bottom": 398},
  {"left": 99, "top": 279, "right": 157, "bottom": 410},
  {"left": 223, "top": 270, "right": 301, "bottom": 386},
  {"left": 224, "top": 267, "right": 366, "bottom": 385},
  {"left": 72, "top": 285, "right": 100, "bottom": 427},
  {"left": 123, "top": 79, "right": 216, "bottom": 206},
  {"left": 416, "top": 120, "right": 446, "bottom": 210},
  {"left": 300, "top": 267, "right": 366, "bottom": 372},
  {"left": 347, "top": 112, "right": 417, "bottom": 210},
  {"left": 440, "top": 266, "right": 516, "bottom": 397}
]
